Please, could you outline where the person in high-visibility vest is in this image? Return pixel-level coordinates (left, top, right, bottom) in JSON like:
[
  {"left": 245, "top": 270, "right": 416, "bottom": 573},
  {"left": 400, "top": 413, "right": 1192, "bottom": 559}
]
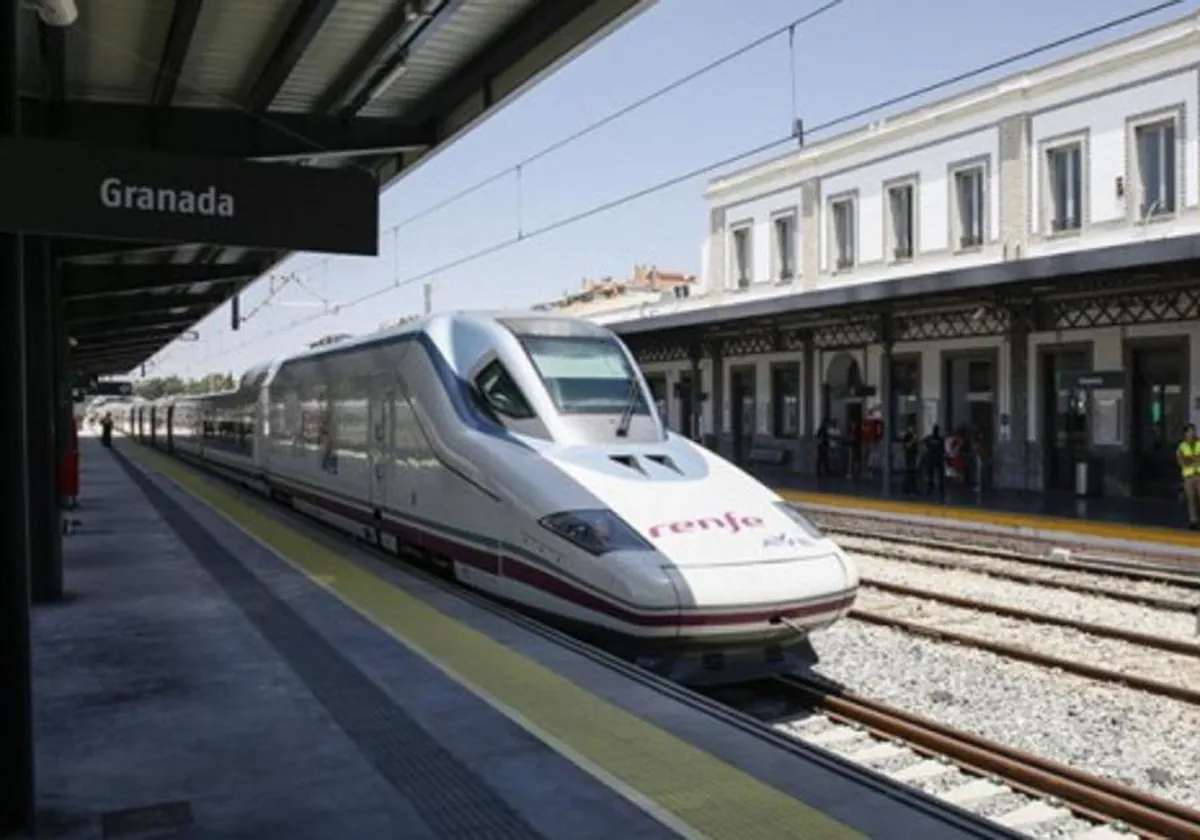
[{"left": 1177, "top": 423, "right": 1200, "bottom": 529}]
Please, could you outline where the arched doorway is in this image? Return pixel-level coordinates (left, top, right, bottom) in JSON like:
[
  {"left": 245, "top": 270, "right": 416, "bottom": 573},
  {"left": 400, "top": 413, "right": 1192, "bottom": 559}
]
[{"left": 824, "top": 352, "right": 865, "bottom": 476}]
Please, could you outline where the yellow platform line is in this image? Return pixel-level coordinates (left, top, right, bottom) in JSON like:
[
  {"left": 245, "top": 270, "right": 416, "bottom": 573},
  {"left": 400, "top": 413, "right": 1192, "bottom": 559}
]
[
  {"left": 779, "top": 487, "right": 1200, "bottom": 550},
  {"left": 125, "top": 444, "right": 861, "bottom": 840}
]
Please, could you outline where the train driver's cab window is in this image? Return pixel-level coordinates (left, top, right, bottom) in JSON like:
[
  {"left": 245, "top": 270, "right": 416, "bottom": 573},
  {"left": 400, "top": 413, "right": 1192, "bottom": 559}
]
[
  {"left": 475, "top": 360, "right": 535, "bottom": 420},
  {"left": 520, "top": 335, "right": 648, "bottom": 417}
]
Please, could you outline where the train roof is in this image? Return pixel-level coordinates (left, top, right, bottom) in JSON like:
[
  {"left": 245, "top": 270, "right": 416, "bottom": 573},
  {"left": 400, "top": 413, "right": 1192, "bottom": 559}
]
[{"left": 279, "top": 310, "right": 615, "bottom": 367}]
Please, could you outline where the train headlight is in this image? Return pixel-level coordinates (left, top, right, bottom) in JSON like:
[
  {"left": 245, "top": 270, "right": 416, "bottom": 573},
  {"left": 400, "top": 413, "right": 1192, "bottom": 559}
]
[
  {"left": 773, "top": 502, "right": 825, "bottom": 540},
  {"left": 539, "top": 510, "right": 652, "bottom": 556}
]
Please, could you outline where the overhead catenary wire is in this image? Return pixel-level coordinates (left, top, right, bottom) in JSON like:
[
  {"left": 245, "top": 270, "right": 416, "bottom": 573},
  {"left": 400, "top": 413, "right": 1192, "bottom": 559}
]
[
  {"left": 228, "top": 0, "right": 847, "bottom": 330},
  {"left": 802, "top": 0, "right": 1184, "bottom": 139},
  {"left": 383, "top": 0, "right": 847, "bottom": 234},
  {"left": 183, "top": 0, "right": 1184, "bottom": 372}
]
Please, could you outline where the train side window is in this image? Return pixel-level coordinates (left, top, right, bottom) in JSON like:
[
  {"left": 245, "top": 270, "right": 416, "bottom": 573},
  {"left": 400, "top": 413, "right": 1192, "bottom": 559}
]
[{"left": 475, "top": 360, "right": 535, "bottom": 420}]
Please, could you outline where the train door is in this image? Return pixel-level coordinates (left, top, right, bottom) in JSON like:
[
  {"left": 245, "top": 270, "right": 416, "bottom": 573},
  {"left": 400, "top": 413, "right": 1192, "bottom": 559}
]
[
  {"left": 369, "top": 381, "right": 394, "bottom": 511},
  {"left": 1131, "top": 344, "right": 1187, "bottom": 497}
]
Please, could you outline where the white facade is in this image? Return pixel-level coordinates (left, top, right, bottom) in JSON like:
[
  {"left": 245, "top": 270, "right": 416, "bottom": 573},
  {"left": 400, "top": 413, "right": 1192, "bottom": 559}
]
[
  {"left": 601, "top": 11, "right": 1200, "bottom": 494},
  {"left": 702, "top": 16, "right": 1200, "bottom": 293}
]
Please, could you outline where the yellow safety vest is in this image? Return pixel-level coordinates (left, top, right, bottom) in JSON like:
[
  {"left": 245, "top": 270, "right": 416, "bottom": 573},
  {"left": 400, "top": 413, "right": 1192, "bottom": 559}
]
[{"left": 1179, "top": 440, "right": 1200, "bottom": 478}]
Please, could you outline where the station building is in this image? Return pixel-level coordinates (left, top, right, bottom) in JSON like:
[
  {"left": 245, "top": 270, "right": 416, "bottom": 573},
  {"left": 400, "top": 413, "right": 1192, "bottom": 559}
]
[{"left": 599, "top": 10, "right": 1200, "bottom": 501}]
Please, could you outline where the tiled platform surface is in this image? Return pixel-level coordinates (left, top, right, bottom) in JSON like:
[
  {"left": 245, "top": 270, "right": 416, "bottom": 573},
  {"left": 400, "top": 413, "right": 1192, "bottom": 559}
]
[{"left": 22, "top": 439, "right": 1022, "bottom": 839}]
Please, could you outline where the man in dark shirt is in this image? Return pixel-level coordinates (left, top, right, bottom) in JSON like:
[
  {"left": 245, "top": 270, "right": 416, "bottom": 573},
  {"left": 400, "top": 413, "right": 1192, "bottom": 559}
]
[
  {"left": 815, "top": 421, "right": 830, "bottom": 477},
  {"left": 902, "top": 425, "right": 918, "bottom": 493},
  {"left": 922, "top": 424, "right": 944, "bottom": 495}
]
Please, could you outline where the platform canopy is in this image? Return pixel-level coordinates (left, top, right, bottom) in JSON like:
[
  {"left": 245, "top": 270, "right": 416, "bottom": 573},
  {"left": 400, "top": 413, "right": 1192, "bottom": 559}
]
[{"left": 18, "top": 0, "right": 649, "bottom": 376}]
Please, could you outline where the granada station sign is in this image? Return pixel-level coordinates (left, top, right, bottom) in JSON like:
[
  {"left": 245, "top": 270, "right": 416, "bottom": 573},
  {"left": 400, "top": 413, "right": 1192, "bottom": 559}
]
[
  {"left": 99, "top": 177, "right": 236, "bottom": 218},
  {"left": 0, "top": 137, "right": 378, "bottom": 256}
]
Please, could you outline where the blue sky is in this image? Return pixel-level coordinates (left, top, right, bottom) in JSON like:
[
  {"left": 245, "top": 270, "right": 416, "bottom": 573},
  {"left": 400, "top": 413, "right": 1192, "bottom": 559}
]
[{"left": 147, "top": 0, "right": 1196, "bottom": 380}]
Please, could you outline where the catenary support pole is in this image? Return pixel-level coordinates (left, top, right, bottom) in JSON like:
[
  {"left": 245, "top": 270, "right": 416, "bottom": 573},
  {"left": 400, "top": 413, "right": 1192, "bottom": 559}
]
[
  {"left": 880, "top": 313, "right": 895, "bottom": 498},
  {"left": 0, "top": 0, "right": 35, "bottom": 832}
]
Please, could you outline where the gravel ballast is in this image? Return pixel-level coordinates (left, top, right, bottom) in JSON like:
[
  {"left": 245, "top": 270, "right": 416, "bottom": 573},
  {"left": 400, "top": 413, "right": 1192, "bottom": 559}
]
[
  {"left": 807, "top": 619, "right": 1200, "bottom": 811},
  {"left": 852, "top": 553, "right": 1199, "bottom": 640},
  {"left": 839, "top": 535, "right": 1200, "bottom": 605},
  {"left": 854, "top": 587, "right": 1200, "bottom": 691}
]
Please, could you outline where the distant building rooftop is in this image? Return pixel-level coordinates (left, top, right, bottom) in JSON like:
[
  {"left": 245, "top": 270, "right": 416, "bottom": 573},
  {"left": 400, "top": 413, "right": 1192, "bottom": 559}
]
[{"left": 535, "top": 264, "right": 697, "bottom": 316}]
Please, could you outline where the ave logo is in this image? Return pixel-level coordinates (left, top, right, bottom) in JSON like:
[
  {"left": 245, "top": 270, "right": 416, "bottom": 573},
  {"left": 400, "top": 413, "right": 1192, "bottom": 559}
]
[
  {"left": 762, "top": 532, "right": 810, "bottom": 549},
  {"left": 647, "top": 511, "right": 765, "bottom": 540}
]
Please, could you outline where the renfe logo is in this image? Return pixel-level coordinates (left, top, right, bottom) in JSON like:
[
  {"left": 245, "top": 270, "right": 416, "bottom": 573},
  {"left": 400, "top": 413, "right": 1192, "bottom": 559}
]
[{"left": 647, "top": 512, "right": 765, "bottom": 539}]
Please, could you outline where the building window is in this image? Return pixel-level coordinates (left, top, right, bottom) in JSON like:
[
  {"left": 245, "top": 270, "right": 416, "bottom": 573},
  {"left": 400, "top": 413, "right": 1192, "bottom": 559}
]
[
  {"left": 772, "top": 212, "right": 796, "bottom": 282},
  {"left": 1135, "top": 118, "right": 1176, "bottom": 218},
  {"left": 831, "top": 198, "right": 856, "bottom": 270},
  {"left": 967, "top": 359, "right": 994, "bottom": 397},
  {"left": 887, "top": 182, "right": 915, "bottom": 261},
  {"left": 731, "top": 225, "right": 752, "bottom": 288},
  {"left": 1047, "top": 142, "right": 1083, "bottom": 233},
  {"left": 953, "top": 165, "right": 985, "bottom": 249},
  {"left": 771, "top": 364, "right": 800, "bottom": 438}
]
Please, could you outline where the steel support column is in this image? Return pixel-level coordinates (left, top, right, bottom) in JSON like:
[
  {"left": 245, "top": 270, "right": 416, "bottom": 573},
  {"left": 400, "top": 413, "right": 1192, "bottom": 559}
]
[
  {"left": 709, "top": 340, "right": 725, "bottom": 453},
  {"left": 880, "top": 314, "right": 895, "bottom": 498},
  {"left": 27, "top": 235, "right": 61, "bottom": 602},
  {"left": 801, "top": 332, "right": 815, "bottom": 469},
  {"left": 0, "top": 0, "right": 34, "bottom": 832},
  {"left": 52, "top": 252, "right": 69, "bottom": 506},
  {"left": 688, "top": 346, "right": 702, "bottom": 442},
  {"left": 1006, "top": 306, "right": 1032, "bottom": 491}
]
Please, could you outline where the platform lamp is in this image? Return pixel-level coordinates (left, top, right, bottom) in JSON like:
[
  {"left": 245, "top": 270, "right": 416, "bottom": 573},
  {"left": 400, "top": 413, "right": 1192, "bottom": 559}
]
[{"left": 27, "top": 0, "right": 77, "bottom": 26}]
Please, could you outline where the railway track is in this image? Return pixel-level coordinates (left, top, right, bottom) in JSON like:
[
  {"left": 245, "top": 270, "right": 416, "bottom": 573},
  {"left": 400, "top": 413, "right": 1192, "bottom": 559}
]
[
  {"left": 838, "top": 569, "right": 1200, "bottom": 705},
  {"left": 808, "top": 508, "right": 1200, "bottom": 581},
  {"left": 748, "top": 675, "right": 1200, "bottom": 840},
  {"left": 838, "top": 534, "right": 1200, "bottom": 614}
]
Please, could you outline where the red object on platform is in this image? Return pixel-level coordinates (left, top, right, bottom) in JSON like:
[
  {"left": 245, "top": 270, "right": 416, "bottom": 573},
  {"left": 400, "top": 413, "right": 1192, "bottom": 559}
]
[
  {"left": 60, "top": 450, "right": 79, "bottom": 499},
  {"left": 60, "top": 414, "right": 80, "bottom": 501}
]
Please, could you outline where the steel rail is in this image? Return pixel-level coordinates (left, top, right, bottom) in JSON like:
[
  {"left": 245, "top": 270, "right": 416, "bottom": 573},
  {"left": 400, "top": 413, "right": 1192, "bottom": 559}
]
[
  {"left": 779, "top": 674, "right": 1200, "bottom": 840},
  {"left": 845, "top": 542, "right": 1199, "bottom": 613},
  {"left": 810, "top": 512, "right": 1200, "bottom": 583},
  {"left": 860, "top": 578, "right": 1200, "bottom": 656},
  {"left": 849, "top": 609, "right": 1200, "bottom": 706}
]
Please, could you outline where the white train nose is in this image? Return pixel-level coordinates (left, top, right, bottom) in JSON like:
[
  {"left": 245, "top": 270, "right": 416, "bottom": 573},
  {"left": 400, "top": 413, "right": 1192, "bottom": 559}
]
[
  {"left": 666, "top": 550, "right": 853, "bottom": 613},
  {"left": 834, "top": 549, "right": 860, "bottom": 592}
]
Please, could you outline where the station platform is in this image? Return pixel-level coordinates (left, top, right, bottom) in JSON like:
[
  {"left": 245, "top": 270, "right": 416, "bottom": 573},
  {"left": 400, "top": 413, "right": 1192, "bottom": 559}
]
[
  {"left": 761, "top": 469, "right": 1200, "bottom": 556},
  {"left": 24, "top": 437, "right": 1022, "bottom": 840}
]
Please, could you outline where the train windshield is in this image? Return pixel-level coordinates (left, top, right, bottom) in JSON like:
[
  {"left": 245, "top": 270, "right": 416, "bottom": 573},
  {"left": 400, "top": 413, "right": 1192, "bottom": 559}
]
[{"left": 520, "top": 335, "right": 650, "bottom": 416}]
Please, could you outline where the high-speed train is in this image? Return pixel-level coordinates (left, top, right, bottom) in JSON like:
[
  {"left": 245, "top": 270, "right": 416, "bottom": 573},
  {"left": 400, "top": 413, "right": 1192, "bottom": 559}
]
[{"left": 115, "top": 312, "right": 858, "bottom": 683}]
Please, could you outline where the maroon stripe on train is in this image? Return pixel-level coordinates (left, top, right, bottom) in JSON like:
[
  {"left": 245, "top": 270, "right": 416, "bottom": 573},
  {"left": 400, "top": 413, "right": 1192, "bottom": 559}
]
[{"left": 178, "top": 450, "right": 855, "bottom": 629}]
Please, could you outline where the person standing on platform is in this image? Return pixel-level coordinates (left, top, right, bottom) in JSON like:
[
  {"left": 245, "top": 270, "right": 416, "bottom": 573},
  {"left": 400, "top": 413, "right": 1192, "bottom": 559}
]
[
  {"left": 922, "top": 425, "right": 944, "bottom": 495},
  {"left": 100, "top": 412, "right": 113, "bottom": 449},
  {"left": 902, "top": 425, "right": 919, "bottom": 493},
  {"left": 815, "top": 421, "right": 831, "bottom": 477},
  {"left": 1177, "top": 423, "right": 1200, "bottom": 529}
]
